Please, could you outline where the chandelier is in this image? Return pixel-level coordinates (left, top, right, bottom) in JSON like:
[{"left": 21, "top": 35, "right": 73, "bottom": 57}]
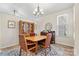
[
  {"left": 13, "top": 10, "right": 16, "bottom": 15},
  {"left": 33, "top": 4, "right": 44, "bottom": 17}
]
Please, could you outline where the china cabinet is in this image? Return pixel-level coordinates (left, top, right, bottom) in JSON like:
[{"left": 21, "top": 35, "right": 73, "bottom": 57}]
[{"left": 19, "top": 20, "right": 34, "bottom": 35}]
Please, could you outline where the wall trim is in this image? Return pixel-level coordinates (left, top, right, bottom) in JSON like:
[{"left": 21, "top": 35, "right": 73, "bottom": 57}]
[{"left": 0, "top": 44, "right": 19, "bottom": 51}]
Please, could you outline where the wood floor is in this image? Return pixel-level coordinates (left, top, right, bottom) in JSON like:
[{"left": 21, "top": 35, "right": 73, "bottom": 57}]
[{"left": 55, "top": 43, "right": 74, "bottom": 56}]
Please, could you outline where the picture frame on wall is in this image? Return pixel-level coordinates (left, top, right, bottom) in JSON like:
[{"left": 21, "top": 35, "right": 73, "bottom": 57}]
[{"left": 8, "top": 20, "right": 16, "bottom": 28}]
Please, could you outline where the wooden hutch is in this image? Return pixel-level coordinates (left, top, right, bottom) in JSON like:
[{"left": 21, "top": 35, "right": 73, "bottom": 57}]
[{"left": 19, "top": 20, "right": 34, "bottom": 36}]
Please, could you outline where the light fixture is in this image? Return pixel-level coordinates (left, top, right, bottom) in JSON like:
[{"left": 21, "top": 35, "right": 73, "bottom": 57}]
[
  {"left": 13, "top": 10, "right": 16, "bottom": 15},
  {"left": 33, "top": 4, "right": 44, "bottom": 17}
]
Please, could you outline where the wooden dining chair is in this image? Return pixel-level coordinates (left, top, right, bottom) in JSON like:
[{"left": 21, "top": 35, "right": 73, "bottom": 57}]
[
  {"left": 30, "top": 32, "right": 35, "bottom": 36},
  {"left": 19, "top": 34, "right": 37, "bottom": 56},
  {"left": 40, "top": 33, "right": 52, "bottom": 56}
]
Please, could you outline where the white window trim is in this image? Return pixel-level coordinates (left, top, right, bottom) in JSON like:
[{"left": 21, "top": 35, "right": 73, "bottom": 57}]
[{"left": 57, "top": 14, "right": 68, "bottom": 37}]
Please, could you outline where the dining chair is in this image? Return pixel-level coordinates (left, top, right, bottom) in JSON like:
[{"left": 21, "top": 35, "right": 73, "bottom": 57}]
[
  {"left": 30, "top": 32, "right": 35, "bottom": 36},
  {"left": 40, "top": 33, "right": 52, "bottom": 56},
  {"left": 38, "top": 32, "right": 47, "bottom": 45},
  {"left": 19, "top": 34, "right": 37, "bottom": 56}
]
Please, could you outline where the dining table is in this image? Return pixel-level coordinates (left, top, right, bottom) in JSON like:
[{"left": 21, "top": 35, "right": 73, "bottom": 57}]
[
  {"left": 24, "top": 35, "right": 47, "bottom": 41},
  {"left": 24, "top": 35, "right": 47, "bottom": 53}
]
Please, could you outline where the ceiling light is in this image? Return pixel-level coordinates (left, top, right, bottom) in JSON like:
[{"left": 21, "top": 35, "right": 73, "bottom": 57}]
[{"left": 33, "top": 4, "right": 44, "bottom": 17}]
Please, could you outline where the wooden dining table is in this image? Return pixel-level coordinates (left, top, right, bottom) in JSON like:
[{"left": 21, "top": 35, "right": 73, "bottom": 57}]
[
  {"left": 24, "top": 35, "right": 47, "bottom": 53},
  {"left": 24, "top": 35, "right": 47, "bottom": 42}
]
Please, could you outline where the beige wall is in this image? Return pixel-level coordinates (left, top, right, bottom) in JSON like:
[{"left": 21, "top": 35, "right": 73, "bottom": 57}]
[
  {"left": 37, "top": 8, "right": 74, "bottom": 47},
  {"left": 0, "top": 12, "right": 36, "bottom": 49},
  {"left": 0, "top": 13, "right": 19, "bottom": 48},
  {"left": 0, "top": 15, "right": 2, "bottom": 48},
  {"left": 74, "top": 3, "right": 79, "bottom": 56}
]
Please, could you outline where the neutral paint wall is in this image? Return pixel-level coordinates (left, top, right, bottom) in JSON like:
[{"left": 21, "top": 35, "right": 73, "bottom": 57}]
[
  {"left": 0, "top": 12, "right": 36, "bottom": 49},
  {"left": 0, "top": 13, "right": 19, "bottom": 48},
  {"left": 0, "top": 15, "right": 2, "bottom": 48},
  {"left": 38, "top": 8, "right": 74, "bottom": 47},
  {"left": 74, "top": 3, "right": 79, "bottom": 56}
]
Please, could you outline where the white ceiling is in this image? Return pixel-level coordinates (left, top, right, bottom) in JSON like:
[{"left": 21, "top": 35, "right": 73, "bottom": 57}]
[{"left": 0, "top": 3, "right": 74, "bottom": 19}]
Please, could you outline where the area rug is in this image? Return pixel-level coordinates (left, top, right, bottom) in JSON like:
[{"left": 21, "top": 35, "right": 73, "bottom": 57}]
[{"left": 0, "top": 44, "right": 64, "bottom": 56}]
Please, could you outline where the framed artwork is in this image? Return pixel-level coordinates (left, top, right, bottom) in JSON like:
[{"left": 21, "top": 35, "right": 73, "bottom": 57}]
[
  {"left": 8, "top": 20, "right": 16, "bottom": 28},
  {"left": 45, "top": 22, "right": 52, "bottom": 31}
]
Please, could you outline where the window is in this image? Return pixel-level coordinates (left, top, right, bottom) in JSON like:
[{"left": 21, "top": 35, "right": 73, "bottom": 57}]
[{"left": 57, "top": 14, "right": 68, "bottom": 37}]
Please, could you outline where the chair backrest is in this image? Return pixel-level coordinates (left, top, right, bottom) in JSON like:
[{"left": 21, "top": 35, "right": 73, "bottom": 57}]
[
  {"left": 19, "top": 34, "right": 27, "bottom": 51},
  {"left": 40, "top": 31, "right": 48, "bottom": 36},
  {"left": 30, "top": 32, "right": 35, "bottom": 36},
  {"left": 45, "top": 33, "right": 52, "bottom": 48}
]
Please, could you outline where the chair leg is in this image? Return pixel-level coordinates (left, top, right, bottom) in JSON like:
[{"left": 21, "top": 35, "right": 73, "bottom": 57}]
[
  {"left": 45, "top": 49, "right": 47, "bottom": 56},
  {"left": 35, "top": 51, "right": 37, "bottom": 55},
  {"left": 49, "top": 45, "right": 51, "bottom": 51},
  {"left": 35, "top": 42, "right": 38, "bottom": 55},
  {"left": 19, "top": 48, "right": 21, "bottom": 56},
  {"left": 26, "top": 51, "right": 28, "bottom": 56},
  {"left": 26, "top": 50, "right": 30, "bottom": 56}
]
